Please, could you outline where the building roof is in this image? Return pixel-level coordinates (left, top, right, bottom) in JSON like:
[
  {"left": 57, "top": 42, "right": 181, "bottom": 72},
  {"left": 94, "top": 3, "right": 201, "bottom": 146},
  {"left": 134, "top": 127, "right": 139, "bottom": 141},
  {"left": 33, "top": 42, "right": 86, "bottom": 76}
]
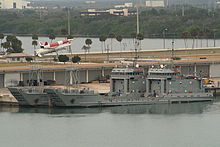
[{"left": 4, "top": 53, "right": 32, "bottom": 58}]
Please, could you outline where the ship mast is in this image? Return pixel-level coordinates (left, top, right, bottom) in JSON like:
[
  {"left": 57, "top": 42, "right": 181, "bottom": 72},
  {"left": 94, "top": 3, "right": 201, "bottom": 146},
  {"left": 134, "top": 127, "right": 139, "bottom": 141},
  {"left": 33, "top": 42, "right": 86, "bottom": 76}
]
[
  {"left": 134, "top": 2, "right": 140, "bottom": 66},
  {"left": 171, "top": 37, "right": 175, "bottom": 68}
]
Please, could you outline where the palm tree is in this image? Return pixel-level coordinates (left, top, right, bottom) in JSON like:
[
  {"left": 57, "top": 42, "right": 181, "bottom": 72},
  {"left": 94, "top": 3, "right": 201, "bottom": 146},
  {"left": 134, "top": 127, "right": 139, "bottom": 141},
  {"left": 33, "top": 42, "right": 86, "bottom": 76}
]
[
  {"left": 116, "top": 35, "right": 123, "bottom": 57},
  {"left": 85, "top": 38, "right": 92, "bottom": 53},
  {"left": 32, "top": 40, "right": 38, "bottom": 55},
  {"left": 108, "top": 33, "right": 115, "bottom": 51},
  {"left": 81, "top": 45, "right": 90, "bottom": 62},
  {"left": 181, "top": 32, "right": 189, "bottom": 49},
  {"left": 49, "top": 34, "right": 56, "bottom": 43},
  {"left": 204, "top": 28, "right": 211, "bottom": 47},
  {"left": 81, "top": 39, "right": 92, "bottom": 62},
  {"left": 136, "top": 33, "right": 144, "bottom": 50},
  {"left": 189, "top": 25, "right": 200, "bottom": 49},
  {"left": 99, "top": 35, "right": 107, "bottom": 53},
  {"left": 61, "top": 28, "right": 68, "bottom": 37},
  {"left": 67, "top": 35, "right": 74, "bottom": 39},
  {"left": 32, "top": 34, "right": 38, "bottom": 41},
  {"left": 198, "top": 31, "right": 204, "bottom": 48},
  {"left": 0, "top": 33, "right": 5, "bottom": 52},
  {"left": 32, "top": 34, "right": 38, "bottom": 55},
  {"left": 130, "top": 32, "right": 136, "bottom": 45}
]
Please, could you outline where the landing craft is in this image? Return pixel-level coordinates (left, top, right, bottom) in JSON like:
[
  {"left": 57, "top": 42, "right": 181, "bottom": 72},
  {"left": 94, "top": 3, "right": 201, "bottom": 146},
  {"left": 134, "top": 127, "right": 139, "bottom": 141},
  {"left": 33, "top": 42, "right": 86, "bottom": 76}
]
[{"left": 35, "top": 39, "right": 73, "bottom": 57}]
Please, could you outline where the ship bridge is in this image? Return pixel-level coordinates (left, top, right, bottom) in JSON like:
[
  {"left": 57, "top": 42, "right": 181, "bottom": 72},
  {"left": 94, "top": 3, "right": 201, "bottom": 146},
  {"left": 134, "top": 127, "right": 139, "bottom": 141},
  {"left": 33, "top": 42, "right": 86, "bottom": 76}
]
[
  {"left": 111, "top": 67, "right": 144, "bottom": 76},
  {"left": 148, "top": 67, "right": 181, "bottom": 79},
  {"left": 110, "top": 67, "right": 146, "bottom": 95}
]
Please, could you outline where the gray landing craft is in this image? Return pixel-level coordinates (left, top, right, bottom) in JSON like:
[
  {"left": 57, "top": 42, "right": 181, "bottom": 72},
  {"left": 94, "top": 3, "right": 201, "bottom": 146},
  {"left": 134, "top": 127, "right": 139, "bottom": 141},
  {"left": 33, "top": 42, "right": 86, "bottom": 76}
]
[{"left": 9, "top": 65, "right": 213, "bottom": 107}]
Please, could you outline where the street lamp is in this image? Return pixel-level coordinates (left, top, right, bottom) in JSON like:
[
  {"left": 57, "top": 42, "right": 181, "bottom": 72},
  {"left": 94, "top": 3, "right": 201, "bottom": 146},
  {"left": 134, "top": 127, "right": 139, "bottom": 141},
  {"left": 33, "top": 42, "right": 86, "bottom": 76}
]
[
  {"left": 163, "top": 28, "right": 168, "bottom": 49},
  {"left": 213, "top": 29, "right": 217, "bottom": 47}
]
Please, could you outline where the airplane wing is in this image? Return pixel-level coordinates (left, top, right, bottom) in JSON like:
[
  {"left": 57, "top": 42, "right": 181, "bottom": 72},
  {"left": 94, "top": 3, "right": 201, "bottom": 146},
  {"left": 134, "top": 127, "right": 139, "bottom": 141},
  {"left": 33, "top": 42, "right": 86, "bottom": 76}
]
[
  {"left": 54, "top": 43, "right": 71, "bottom": 50},
  {"left": 40, "top": 43, "right": 71, "bottom": 50}
]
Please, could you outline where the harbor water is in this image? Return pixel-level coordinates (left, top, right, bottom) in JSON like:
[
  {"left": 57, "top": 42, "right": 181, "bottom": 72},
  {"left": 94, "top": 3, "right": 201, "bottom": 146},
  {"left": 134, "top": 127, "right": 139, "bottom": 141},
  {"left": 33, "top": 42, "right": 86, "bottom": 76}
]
[
  {"left": 1, "top": 102, "right": 220, "bottom": 147},
  {"left": 1, "top": 36, "right": 219, "bottom": 55}
]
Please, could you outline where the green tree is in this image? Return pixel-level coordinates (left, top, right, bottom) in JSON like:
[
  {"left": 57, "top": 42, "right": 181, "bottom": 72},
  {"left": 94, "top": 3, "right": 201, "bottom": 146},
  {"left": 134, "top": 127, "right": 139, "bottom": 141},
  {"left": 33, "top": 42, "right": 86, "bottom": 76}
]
[
  {"left": 204, "top": 28, "right": 211, "bottom": 47},
  {"left": 32, "top": 34, "right": 38, "bottom": 40},
  {"left": 130, "top": 32, "right": 136, "bottom": 44},
  {"left": 181, "top": 32, "right": 190, "bottom": 49},
  {"left": 67, "top": 35, "right": 74, "bottom": 39},
  {"left": 108, "top": 33, "right": 115, "bottom": 51},
  {"left": 81, "top": 45, "right": 90, "bottom": 62},
  {"left": 25, "top": 56, "right": 33, "bottom": 62},
  {"left": 61, "top": 28, "right": 68, "bottom": 36},
  {"left": 0, "top": 33, "right": 5, "bottom": 52},
  {"left": 4, "top": 35, "right": 23, "bottom": 53},
  {"left": 71, "top": 55, "right": 81, "bottom": 63},
  {"left": 136, "top": 33, "right": 144, "bottom": 50},
  {"left": 1, "top": 42, "right": 11, "bottom": 52},
  {"left": 49, "top": 34, "right": 56, "bottom": 43},
  {"left": 116, "top": 35, "right": 123, "bottom": 56},
  {"left": 32, "top": 40, "right": 38, "bottom": 55},
  {"left": 99, "top": 35, "right": 107, "bottom": 53},
  {"left": 85, "top": 38, "right": 92, "bottom": 52},
  {"left": 189, "top": 25, "right": 200, "bottom": 49},
  {"left": 58, "top": 55, "right": 69, "bottom": 64}
]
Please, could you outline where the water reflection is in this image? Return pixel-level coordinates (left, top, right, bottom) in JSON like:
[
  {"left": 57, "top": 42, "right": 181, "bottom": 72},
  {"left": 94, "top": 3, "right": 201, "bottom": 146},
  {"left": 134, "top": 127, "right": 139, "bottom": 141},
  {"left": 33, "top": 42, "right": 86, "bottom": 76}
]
[
  {"left": 110, "top": 102, "right": 213, "bottom": 114},
  {"left": 0, "top": 102, "right": 214, "bottom": 115},
  {"left": 0, "top": 106, "right": 19, "bottom": 113}
]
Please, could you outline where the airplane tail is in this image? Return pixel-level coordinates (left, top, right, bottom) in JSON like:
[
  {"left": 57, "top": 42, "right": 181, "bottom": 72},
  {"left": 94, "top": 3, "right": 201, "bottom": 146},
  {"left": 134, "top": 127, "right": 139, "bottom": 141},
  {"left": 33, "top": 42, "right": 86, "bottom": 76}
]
[
  {"left": 39, "top": 41, "right": 45, "bottom": 46},
  {"left": 39, "top": 41, "right": 49, "bottom": 48}
]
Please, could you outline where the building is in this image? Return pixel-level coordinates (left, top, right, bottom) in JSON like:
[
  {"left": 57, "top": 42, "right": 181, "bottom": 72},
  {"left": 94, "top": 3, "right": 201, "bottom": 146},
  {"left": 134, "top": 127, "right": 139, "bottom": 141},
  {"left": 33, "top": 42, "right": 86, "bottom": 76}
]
[
  {"left": 80, "top": 9, "right": 108, "bottom": 16},
  {"left": 80, "top": 8, "right": 136, "bottom": 16},
  {"left": 114, "top": 2, "right": 133, "bottom": 8},
  {"left": 0, "top": 0, "right": 31, "bottom": 9},
  {"left": 4, "top": 53, "right": 32, "bottom": 63},
  {"left": 85, "top": 1, "right": 96, "bottom": 4},
  {"left": 146, "top": 1, "right": 165, "bottom": 7},
  {"left": 107, "top": 9, "right": 136, "bottom": 16}
]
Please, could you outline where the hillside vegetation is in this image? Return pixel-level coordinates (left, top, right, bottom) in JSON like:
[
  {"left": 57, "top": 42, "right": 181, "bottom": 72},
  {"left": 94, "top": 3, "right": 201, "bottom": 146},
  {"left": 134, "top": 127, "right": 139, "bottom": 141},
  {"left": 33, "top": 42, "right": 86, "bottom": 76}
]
[{"left": 0, "top": 6, "right": 220, "bottom": 38}]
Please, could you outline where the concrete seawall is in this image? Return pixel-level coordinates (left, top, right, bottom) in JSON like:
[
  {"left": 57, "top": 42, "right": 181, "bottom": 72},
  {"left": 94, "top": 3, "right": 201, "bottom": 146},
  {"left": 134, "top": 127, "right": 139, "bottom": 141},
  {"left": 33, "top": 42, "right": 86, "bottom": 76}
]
[{"left": 42, "top": 47, "right": 220, "bottom": 62}]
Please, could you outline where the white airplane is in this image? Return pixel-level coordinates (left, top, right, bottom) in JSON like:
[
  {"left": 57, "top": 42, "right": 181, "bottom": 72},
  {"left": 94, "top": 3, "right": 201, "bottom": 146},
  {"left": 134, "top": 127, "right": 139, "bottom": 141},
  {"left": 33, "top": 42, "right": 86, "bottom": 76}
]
[{"left": 35, "top": 39, "right": 73, "bottom": 57}]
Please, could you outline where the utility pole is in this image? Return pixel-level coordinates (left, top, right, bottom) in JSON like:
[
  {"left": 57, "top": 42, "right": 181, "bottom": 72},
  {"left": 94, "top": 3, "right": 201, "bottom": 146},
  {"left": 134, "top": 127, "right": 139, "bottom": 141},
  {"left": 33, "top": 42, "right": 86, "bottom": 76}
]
[
  {"left": 68, "top": 8, "right": 71, "bottom": 35},
  {"left": 136, "top": 5, "right": 140, "bottom": 35},
  {"left": 67, "top": 8, "right": 72, "bottom": 54},
  {"left": 163, "top": 28, "right": 168, "bottom": 49},
  {"left": 182, "top": 5, "right": 185, "bottom": 17}
]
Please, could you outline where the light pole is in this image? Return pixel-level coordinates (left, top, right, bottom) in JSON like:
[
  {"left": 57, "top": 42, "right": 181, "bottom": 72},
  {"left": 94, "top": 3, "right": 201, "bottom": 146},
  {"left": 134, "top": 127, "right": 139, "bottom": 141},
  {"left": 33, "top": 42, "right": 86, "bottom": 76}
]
[
  {"left": 163, "top": 28, "right": 168, "bottom": 49},
  {"left": 213, "top": 29, "right": 217, "bottom": 47}
]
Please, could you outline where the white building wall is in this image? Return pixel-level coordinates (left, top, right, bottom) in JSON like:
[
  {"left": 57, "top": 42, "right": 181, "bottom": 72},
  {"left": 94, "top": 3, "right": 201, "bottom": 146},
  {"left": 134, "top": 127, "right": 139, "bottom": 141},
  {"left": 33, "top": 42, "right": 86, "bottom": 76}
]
[
  {"left": 5, "top": 73, "right": 20, "bottom": 87},
  {"left": 0, "top": 0, "right": 30, "bottom": 9},
  {"left": 146, "top": 1, "right": 165, "bottom": 7},
  {"left": 6, "top": 57, "right": 27, "bottom": 63},
  {"left": 210, "top": 64, "right": 220, "bottom": 78},
  {"left": 124, "top": 3, "right": 133, "bottom": 7}
]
